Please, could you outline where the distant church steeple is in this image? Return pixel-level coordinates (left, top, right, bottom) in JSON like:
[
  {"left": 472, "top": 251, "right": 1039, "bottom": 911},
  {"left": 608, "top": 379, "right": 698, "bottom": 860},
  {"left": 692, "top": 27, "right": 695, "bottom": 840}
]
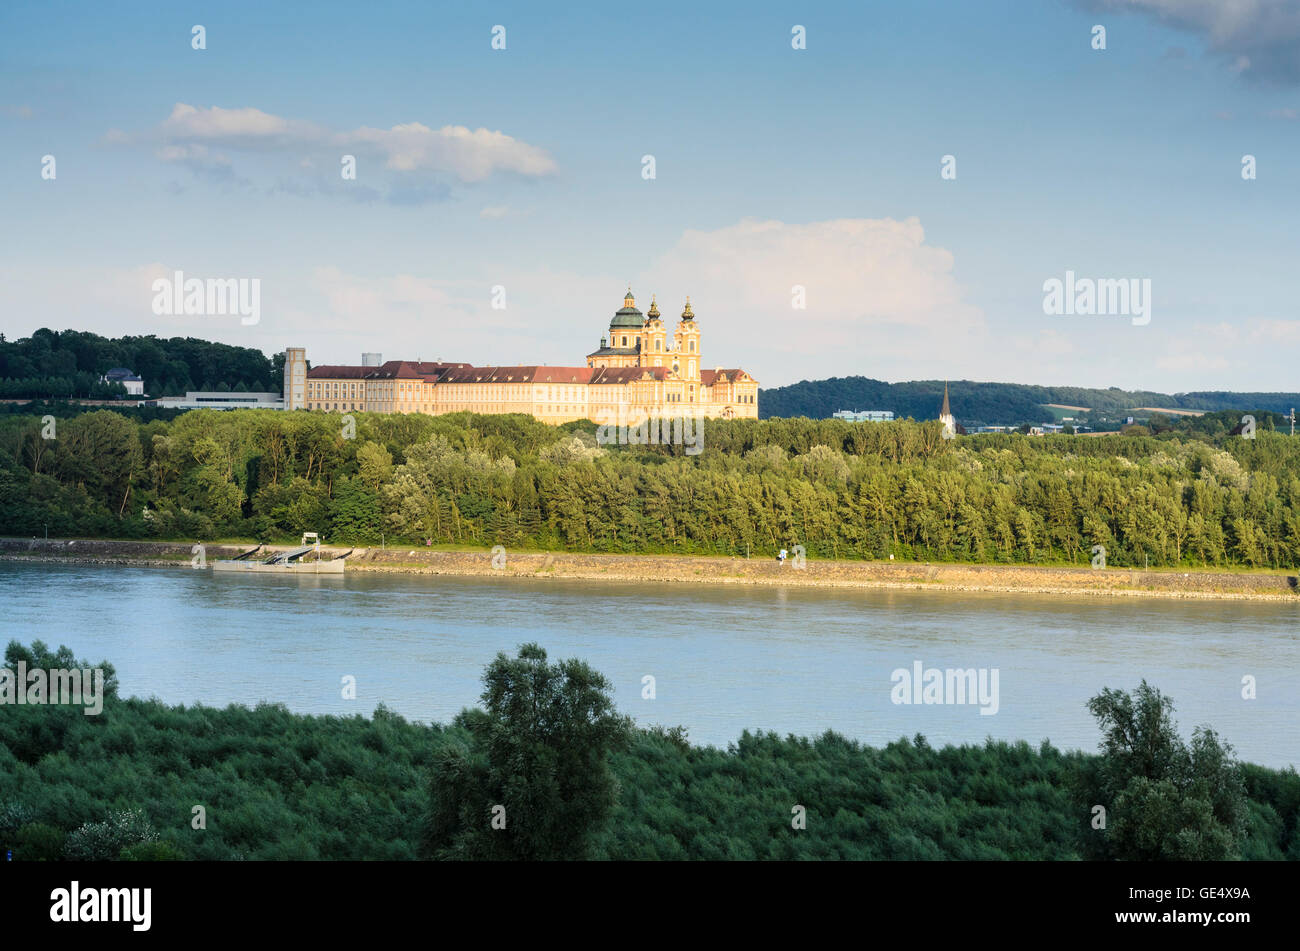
[{"left": 939, "top": 382, "right": 955, "bottom": 436}]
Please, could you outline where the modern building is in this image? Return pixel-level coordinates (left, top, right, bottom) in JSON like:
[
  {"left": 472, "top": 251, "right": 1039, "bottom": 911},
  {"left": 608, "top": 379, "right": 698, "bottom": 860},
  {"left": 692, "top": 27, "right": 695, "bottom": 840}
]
[
  {"left": 101, "top": 367, "right": 145, "bottom": 396},
  {"left": 144, "top": 391, "right": 285, "bottom": 410},
  {"left": 833, "top": 409, "right": 894, "bottom": 422},
  {"left": 289, "top": 290, "right": 759, "bottom": 424}
]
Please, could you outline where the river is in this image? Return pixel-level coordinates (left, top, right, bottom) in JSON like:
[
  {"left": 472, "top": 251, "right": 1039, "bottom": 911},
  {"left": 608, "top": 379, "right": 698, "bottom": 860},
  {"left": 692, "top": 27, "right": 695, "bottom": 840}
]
[{"left": 3, "top": 561, "right": 1297, "bottom": 769}]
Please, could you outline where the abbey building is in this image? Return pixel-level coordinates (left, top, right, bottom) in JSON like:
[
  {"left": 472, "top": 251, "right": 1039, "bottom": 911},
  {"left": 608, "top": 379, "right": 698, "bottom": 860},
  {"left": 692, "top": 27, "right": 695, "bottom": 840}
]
[{"left": 283, "top": 290, "right": 759, "bottom": 424}]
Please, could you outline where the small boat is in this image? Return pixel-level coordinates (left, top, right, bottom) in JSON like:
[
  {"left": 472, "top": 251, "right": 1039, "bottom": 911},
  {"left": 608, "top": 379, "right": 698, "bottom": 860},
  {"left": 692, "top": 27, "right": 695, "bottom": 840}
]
[{"left": 211, "top": 533, "right": 349, "bottom": 573}]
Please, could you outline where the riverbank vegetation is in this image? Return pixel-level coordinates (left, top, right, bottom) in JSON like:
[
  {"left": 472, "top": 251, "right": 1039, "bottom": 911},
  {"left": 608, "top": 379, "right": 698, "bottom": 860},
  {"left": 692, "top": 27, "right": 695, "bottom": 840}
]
[
  {"left": 1, "top": 408, "right": 1298, "bottom": 569},
  {"left": 2, "top": 641, "right": 1297, "bottom": 861}
]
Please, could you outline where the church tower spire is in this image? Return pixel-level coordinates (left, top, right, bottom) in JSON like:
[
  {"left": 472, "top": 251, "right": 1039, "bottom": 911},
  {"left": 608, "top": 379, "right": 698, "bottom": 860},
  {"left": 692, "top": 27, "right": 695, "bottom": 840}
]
[{"left": 673, "top": 296, "right": 701, "bottom": 385}]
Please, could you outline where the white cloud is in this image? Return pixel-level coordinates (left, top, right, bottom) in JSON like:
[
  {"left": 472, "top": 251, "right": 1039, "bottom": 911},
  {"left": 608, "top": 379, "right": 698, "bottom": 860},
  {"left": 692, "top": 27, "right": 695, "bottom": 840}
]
[
  {"left": 648, "top": 217, "right": 986, "bottom": 382},
  {"left": 130, "top": 103, "right": 556, "bottom": 185},
  {"left": 160, "top": 103, "right": 317, "bottom": 142},
  {"left": 1248, "top": 318, "right": 1300, "bottom": 343},
  {"left": 347, "top": 123, "right": 556, "bottom": 181}
]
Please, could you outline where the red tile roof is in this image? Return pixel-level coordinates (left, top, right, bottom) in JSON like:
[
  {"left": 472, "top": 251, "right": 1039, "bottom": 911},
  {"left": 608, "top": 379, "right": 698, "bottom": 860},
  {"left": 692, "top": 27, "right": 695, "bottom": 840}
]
[
  {"left": 308, "top": 361, "right": 472, "bottom": 381},
  {"left": 307, "top": 365, "right": 372, "bottom": 379}
]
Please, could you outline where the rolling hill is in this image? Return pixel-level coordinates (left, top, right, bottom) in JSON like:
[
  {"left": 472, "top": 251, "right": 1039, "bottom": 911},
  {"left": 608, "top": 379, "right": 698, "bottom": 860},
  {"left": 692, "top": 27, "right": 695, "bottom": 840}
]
[{"left": 759, "top": 377, "right": 1300, "bottom": 428}]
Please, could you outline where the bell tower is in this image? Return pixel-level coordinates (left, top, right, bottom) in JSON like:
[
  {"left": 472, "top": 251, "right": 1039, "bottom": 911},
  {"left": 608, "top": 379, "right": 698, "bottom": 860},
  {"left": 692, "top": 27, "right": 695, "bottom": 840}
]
[
  {"left": 673, "top": 297, "right": 701, "bottom": 382},
  {"left": 640, "top": 295, "right": 669, "bottom": 367}
]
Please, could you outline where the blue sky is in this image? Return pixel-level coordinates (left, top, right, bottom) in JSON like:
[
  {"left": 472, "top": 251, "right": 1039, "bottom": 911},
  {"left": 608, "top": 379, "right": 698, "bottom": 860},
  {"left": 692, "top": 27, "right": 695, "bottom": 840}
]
[{"left": 2, "top": 0, "right": 1298, "bottom": 390}]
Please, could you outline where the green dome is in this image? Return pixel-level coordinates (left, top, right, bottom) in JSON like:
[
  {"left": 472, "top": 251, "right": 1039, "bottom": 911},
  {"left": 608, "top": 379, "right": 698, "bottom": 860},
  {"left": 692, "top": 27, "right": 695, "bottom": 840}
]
[{"left": 610, "top": 306, "right": 644, "bottom": 329}]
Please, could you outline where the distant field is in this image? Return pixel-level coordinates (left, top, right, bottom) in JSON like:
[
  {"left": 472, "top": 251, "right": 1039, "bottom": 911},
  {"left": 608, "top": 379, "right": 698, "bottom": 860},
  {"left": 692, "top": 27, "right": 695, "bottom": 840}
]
[
  {"left": 1043, "top": 403, "right": 1090, "bottom": 412},
  {"left": 1133, "top": 407, "right": 1206, "bottom": 417}
]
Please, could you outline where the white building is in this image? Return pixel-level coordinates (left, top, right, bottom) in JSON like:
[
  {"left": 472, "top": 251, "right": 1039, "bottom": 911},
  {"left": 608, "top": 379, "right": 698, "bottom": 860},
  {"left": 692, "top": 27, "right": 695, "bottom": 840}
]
[
  {"left": 143, "top": 391, "right": 285, "bottom": 410},
  {"left": 102, "top": 367, "right": 145, "bottom": 396},
  {"left": 833, "top": 409, "right": 895, "bottom": 422}
]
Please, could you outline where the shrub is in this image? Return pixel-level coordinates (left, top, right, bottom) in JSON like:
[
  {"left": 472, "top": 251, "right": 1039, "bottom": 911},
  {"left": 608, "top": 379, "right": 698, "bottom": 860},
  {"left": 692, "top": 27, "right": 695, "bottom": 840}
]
[
  {"left": 120, "top": 839, "right": 186, "bottom": 861},
  {"left": 64, "top": 809, "right": 160, "bottom": 862},
  {"left": 15, "top": 822, "right": 67, "bottom": 861}
]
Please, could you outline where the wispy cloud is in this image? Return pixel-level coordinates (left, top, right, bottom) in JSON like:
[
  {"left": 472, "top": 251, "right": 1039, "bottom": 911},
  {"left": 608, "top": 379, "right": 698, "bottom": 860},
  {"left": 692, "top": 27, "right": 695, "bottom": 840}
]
[
  {"left": 146, "top": 103, "right": 557, "bottom": 181},
  {"left": 1077, "top": 0, "right": 1300, "bottom": 84},
  {"left": 155, "top": 143, "right": 250, "bottom": 187},
  {"left": 106, "top": 103, "right": 557, "bottom": 200}
]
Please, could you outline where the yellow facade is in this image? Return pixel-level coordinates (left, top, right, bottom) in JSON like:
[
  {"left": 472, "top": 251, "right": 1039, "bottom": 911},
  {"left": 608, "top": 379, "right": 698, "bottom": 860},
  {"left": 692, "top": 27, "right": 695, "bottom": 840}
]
[{"left": 290, "top": 291, "right": 759, "bottom": 423}]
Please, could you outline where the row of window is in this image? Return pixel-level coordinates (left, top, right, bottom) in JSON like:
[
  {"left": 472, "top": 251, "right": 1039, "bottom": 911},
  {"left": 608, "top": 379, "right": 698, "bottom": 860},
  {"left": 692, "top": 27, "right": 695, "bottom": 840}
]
[
  {"left": 616, "top": 335, "right": 697, "bottom": 353},
  {"left": 305, "top": 398, "right": 758, "bottom": 416}
]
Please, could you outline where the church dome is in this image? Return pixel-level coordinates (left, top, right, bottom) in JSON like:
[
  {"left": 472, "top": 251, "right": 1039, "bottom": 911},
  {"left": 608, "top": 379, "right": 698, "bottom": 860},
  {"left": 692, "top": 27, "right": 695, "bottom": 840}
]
[{"left": 610, "top": 287, "right": 644, "bottom": 329}]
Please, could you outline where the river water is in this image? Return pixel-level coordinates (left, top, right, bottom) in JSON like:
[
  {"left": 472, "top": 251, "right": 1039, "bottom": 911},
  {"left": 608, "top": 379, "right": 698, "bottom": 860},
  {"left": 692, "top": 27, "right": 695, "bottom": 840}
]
[{"left": 2, "top": 562, "right": 1297, "bottom": 768}]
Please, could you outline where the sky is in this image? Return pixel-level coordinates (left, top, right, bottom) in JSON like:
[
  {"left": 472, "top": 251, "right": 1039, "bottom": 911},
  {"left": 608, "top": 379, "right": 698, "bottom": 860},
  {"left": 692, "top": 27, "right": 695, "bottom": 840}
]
[{"left": 1, "top": 0, "right": 1298, "bottom": 391}]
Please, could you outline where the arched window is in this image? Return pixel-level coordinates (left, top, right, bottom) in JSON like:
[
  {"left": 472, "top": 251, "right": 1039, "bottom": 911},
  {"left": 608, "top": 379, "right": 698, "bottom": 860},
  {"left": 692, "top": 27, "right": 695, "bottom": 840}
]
[{"left": 689, "top": 340, "right": 695, "bottom": 352}]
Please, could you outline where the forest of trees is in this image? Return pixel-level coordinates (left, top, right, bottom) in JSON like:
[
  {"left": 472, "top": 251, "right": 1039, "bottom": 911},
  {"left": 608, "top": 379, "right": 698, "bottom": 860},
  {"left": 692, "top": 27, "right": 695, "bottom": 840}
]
[
  {"left": 1, "top": 407, "right": 1298, "bottom": 570},
  {"left": 0, "top": 329, "right": 281, "bottom": 399},
  {"left": 2, "top": 641, "right": 1297, "bottom": 861},
  {"left": 760, "top": 376, "right": 1300, "bottom": 427}
]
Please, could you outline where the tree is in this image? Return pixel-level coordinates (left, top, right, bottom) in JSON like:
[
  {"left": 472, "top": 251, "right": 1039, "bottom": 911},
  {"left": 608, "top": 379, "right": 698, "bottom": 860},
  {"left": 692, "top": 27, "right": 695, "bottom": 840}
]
[
  {"left": 15, "top": 823, "right": 66, "bottom": 861},
  {"left": 329, "top": 477, "right": 382, "bottom": 542},
  {"left": 4, "top": 640, "right": 119, "bottom": 701},
  {"left": 356, "top": 440, "right": 393, "bottom": 490},
  {"left": 422, "top": 643, "right": 633, "bottom": 860},
  {"left": 1077, "top": 681, "right": 1247, "bottom": 860}
]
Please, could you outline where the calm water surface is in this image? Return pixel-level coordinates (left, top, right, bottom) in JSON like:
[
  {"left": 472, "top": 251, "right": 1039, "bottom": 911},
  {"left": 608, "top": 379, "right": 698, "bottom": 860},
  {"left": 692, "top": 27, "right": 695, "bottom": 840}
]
[{"left": 2, "top": 562, "right": 1297, "bottom": 768}]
